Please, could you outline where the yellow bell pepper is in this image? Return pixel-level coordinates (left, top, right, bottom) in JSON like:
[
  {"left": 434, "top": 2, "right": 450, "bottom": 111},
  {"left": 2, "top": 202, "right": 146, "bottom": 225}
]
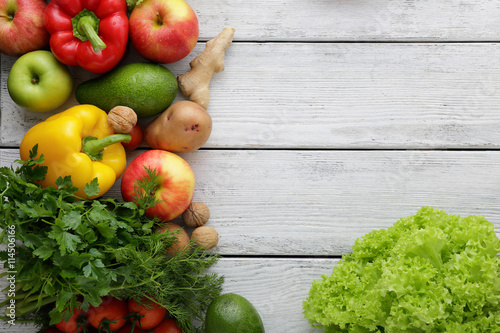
[{"left": 19, "top": 105, "right": 131, "bottom": 199}]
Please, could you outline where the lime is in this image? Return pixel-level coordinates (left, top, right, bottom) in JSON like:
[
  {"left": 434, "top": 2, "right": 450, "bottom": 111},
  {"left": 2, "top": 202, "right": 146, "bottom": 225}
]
[{"left": 205, "top": 293, "right": 265, "bottom": 333}]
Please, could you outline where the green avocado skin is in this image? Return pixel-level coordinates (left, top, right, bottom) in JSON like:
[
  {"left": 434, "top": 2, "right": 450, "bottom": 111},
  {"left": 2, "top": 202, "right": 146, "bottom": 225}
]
[{"left": 75, "top": 62, "right": 178, "bottom": 118}]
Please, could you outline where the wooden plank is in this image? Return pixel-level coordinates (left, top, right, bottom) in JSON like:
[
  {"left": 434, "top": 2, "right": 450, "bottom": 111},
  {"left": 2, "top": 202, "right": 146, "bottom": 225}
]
[
  {"left": 205, "top": 258, "right": 337, "bottom": 332},
  {"left": 2, "top": 42, "right": 500, "bottom": 149},
  {"left": 2, "top": 148, "right": 499, "bottom": 256},
  {"left": 192, "top": 0, "right": 500, "bottom": 42},
  {"left": 0, "top": 0, "right": 491, "bottom": 45},
  {"left": 0, "top": 257, "right": 338, "bottom": 332}
]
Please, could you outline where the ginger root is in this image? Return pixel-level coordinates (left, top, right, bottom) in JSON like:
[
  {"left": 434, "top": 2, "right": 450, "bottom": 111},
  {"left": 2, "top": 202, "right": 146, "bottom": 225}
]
[{"left": 177, "top": 27, "right": 235, "bottom": 109}]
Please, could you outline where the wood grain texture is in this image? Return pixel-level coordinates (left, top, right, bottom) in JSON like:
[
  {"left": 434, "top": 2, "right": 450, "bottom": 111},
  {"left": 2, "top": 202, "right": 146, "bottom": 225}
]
[
  {"left": 1, "top": 0, "right": 500, "bottom": 331},
  {"left": 206, "top": 258, "right": 337, "bottom": 332},
  {"left": 2, "top": 148, "right": 499, "bottom": 256},
  {"left": 191, "top": 0, "right": 500, "bottom": 42},
  {"left": 2, "top": 43, "right": 500, "bottom": 149},
  {"left": 0, "top": 257, "right": 338, "bottom": 332}
]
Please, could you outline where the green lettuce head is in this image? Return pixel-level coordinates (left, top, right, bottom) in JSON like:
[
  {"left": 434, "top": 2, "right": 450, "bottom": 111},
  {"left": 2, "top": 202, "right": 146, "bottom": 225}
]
[{"left": 303, "top": 207, "right": 500, "bottom": 333}]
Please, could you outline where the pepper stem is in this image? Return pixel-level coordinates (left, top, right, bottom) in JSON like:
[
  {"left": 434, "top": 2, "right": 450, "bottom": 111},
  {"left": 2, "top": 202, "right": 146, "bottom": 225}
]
[
  {"left": 72, "top": 9, "right": 107, "bottom": 53},
  {"left": 82, "top": 134, "right": 131, "bottom": 161}
]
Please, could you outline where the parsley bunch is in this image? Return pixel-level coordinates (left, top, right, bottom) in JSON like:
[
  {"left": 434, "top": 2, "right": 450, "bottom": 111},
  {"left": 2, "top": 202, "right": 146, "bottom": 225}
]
[
  {"left": 0, "top": 146, "right": 223, "bottom": 332},
  {"left": 126, "top": 0, "right": 144, "bottom": 11}
]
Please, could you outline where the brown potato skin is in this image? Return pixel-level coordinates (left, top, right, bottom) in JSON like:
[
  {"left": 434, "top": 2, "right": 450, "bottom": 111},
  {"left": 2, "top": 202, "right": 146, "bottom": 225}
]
[
  {"left": 158, "top": 222, "right": 191, "bottom": 254},
  {"left": 145, "top": 101, "right": 212, "bottom": 152}
]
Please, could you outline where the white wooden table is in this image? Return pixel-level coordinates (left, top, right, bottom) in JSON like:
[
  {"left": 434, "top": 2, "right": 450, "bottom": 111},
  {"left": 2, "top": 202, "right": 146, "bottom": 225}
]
[{"left": 1, "top": 1, "right": 500, "bottom": 332}]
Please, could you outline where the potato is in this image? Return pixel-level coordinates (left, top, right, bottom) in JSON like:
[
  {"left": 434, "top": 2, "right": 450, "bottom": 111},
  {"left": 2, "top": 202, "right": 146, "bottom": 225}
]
[
  {"left": 158, "top": 222, "right": 191, "bottom": 254},
  {"left": 144, "top": 100, "right": 212, "bottom": 153}
]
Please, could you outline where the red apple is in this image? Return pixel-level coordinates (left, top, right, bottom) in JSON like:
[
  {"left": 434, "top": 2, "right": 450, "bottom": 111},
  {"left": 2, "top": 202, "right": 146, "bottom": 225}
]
[
  {"left": 0, "top": 0, "right": 49, "bottom": 57},
  {"left": 121, "top": 150, "right": 195, "bottom": 221},
  {"left": 129, "top": 0, "right": 199, "bottom": 64}
]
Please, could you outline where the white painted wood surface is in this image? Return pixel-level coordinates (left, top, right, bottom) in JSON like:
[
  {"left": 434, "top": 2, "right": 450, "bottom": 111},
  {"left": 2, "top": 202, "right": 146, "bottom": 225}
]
[
  {"left": 192, "top": 0, "right": 500, "bottom": 42},
  {"left": 2, "top": 148, "right": 500, "bottom": 257},
  {"left": 3, "top": 42, "right": 500, "bottom": 149},
  {"left": 1, "top": 0, "right": 500, "bottom": 332}
]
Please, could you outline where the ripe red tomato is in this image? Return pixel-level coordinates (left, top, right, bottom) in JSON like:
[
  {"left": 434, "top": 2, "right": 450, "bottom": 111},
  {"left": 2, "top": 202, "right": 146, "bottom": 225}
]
[
  {"left": 121, "top": 123, "right": 144, "bottom": 151},
  {"left": 150, "top": 318, "right": 182, "bottom": 333},
  {"left": 55, "top": 307, "right": 88, "bottom": 333},
  {"left": 87, "top": 296, "right": 128, "bottom": 332},
  {"left": 128, "top": 298, "right": 167, "bottom": 330}
]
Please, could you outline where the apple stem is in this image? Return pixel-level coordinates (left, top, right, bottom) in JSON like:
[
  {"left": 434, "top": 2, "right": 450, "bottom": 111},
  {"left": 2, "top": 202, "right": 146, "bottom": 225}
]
[
  {"left": 155, "top": 12, "right": 164, "bottom": 26},
  {"left": 71, "top": 9, "right": 107, "bottom": 53},
  {"left": 82, "top": 134, "right": 131, "bottom": 161}
]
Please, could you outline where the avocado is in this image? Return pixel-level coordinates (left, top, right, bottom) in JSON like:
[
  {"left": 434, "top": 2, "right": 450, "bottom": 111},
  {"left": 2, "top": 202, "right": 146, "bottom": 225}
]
[
  {"left": 75, "top": 62, "right": 178, "bottom": 118},
  {"left": 205, "top": 293, "right": 265, "bottom": 333}
]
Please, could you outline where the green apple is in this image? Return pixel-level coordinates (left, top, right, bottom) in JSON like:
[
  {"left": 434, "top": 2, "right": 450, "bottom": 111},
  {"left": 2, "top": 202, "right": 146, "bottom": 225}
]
[{"left": 7, "top": 50, "right": 73, "bottom": 112}]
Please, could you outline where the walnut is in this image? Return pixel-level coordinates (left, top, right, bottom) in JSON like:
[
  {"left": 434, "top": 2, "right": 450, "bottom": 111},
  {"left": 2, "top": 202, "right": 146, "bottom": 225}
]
[
  {"left": 191, "top": 226, "right": 218, "bottom": 250},
  {"left": 182, "top": 202, "right": 210, "bottom": 228},
  {"left": 107, "top": 106, "right": 137, "bottom": 133}
]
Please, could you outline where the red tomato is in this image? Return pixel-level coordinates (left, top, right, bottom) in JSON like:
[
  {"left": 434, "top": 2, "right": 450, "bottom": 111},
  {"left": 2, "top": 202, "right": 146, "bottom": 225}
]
[
  {"left": 121, "top": 123, "right": 144, "bottom": 151},
  {"left": 128, "top": 298, "right": 167, "bottom": 330},
  {"left": 87, "top": 296, "right": 128, "bottom": 332},
  {"left": 150, "top": 319, "right": 182, "bottom": 333},
  {"left": 117, "top": 323, "right": 149, "bottom": 333},
  {"left": 55, "top": 307, "right": 88, "bottom": 333}
]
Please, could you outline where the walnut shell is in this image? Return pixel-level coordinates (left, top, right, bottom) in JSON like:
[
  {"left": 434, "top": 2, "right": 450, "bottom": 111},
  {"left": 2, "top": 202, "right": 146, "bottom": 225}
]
[
  {"left": 107, "top": 106, "right": 137, "bottom": 133},
  {"left": 182, "top": 202, "right": 210, "bottom": 228},
  {"left": 191, "top": 226, "right": 218, "bottom": 250}
]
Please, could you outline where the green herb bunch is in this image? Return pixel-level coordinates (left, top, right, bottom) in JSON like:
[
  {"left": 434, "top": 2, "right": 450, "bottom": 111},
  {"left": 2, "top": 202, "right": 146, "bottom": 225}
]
[
  {"left": 0, "top": 145, "right": 224, "bottom": 332},
  {"left": 126, "top": 0, "right": 144, "bottom": 11}
]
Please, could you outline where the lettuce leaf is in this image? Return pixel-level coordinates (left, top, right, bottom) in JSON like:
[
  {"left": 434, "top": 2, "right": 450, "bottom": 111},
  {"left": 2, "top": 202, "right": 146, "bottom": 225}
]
[{"left": 303, "top": 207, "right": 500, "bottom": 332}]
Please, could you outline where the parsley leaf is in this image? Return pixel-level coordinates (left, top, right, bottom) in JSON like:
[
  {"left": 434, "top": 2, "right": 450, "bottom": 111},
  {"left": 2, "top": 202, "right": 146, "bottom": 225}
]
[
  {"left": 61, "top": 211, "right": 82, "bottom": 230},
  {"left": 33, "top": 244, "right": 55, "bottom": 260},
  {"left": 48, "top": 226, "right": 82, "bottom": 254},
  {"left": 84, "top": 178, "right": 100, "bottom": 198},
  {"left": 82, "top": 259, "right": 106, "bottom": 279}
]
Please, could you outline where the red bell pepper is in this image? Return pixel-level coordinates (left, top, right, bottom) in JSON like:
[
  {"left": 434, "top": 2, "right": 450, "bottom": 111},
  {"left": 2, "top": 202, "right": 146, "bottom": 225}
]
[{"left": 43, "top": 0, "right": 129, "bottom": 74}]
